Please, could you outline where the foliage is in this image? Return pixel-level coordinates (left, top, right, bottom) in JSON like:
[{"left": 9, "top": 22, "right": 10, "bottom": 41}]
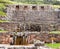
[
  {"left": 0, "top": 0, "right": 16, "bottom": 16},
  {"left": 45, "top": 43, "right": 60, "bottom": 48},
  {"left": 0, "top": 11, "right": 6, "bottom": 16},
  {"left": 12, "top": 0, "right": 60, "bottom": 5}
]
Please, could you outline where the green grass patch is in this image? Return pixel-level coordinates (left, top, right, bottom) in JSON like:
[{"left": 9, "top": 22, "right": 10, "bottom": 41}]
[
  {"left": 0, "top": 29, "right": 8, "bottom": 33},
  {"left": 50, "top": 31, "right": 60, "bottom": 34},
  {"left": 0, "top": 11, "right": 6, "bottom": 16},
  {"left": 45, "top": 43, "right": 60, "bottom": 48},
  {"left": 0, "top": 30, "right": 8, "bottom": 33},
  {"left": 0, "top": 20, "right": 9, "bottom": 22}
]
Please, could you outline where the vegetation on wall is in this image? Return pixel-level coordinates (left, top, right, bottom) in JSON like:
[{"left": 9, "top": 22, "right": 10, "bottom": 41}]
[
  {"left": 11, "top": 0, "right": 60, "bottom": 5},
  {"left": 0, "top": 0, "right": 16, "bottom": 16}
]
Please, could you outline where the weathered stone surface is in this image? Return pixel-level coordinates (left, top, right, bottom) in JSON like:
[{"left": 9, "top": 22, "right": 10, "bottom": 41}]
[
  {"left": 0, "top": 5, "right": 60, "bottom": 32},
  {"left": 27, "top": 33, "right": 60, "bottom": 43},
  {"left": 6, "top": 5, "right": 57, "bottom": 24}
]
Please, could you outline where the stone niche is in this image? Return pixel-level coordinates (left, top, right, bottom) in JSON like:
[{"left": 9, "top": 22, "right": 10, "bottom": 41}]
[
  {"left": 32, "top": 6, "right": 37, "bottom": 10},
  {"left": 23, "top": 6, "right": 28, "bottom": 10},
  {"left": 16, "top": 5, "right": 19, "bottom": 10}
]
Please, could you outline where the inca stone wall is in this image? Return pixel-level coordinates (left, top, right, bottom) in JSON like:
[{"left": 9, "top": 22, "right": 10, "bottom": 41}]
[
  {"left": 6, "top": 5, "right": 57, "bottom": 24},
  {"left": 0, "top": 22, "right": 18, "bottom": 32},
  {"left": 0, "top": 16, "right": 7, "bottom": 20},
  {"left": 0, "top": 4, "right": 60, "bottom": 32}
]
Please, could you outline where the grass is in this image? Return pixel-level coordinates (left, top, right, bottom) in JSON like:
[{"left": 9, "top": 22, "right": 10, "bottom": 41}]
[
  {"left": 0, "top": 30, "right": 8, "bottom": 33},
  {"left": 45, "top": 43, "right": 60, "bottom": 48},
  {"left": 0, "top": 11, "right": 6, "bottom": 16},
  {"left": 49, "top": 31, "right": 60, "bottom": 34},
  {"left": 0, "top": 20, "right": 9, "bottom": 22}
]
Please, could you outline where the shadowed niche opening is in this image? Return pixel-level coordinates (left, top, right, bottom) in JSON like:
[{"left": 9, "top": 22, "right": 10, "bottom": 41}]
[
  {"left": 41, "top": 6, "right": 44, "bottom": 10},
  {"left": 16, "top": 5, "right": 19, "bottom": 10},
  {"left": 24, "top": 6, "right": 28, "bottom": 10},
  {"left": 32, "top": 6, "right": 37, "bottom": 10}
]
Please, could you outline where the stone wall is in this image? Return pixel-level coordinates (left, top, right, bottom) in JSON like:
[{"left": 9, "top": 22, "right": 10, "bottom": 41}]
[
  {"left": 0, "top": 5, "right": 60, "bottom": 32},
  {"left": 6, "top": 5, "right": 57, "bottom": 24},
  {"left": 0, "top": 16, "right": 6, "bottom": 20},
  {"left": 5, "top": 5, "right": 59, "bottom": 32},
  {"left": 27, "top": 33, "right": 60, "bottom": 43},
  {"left": 0, "top": 22, "right": 18, "bottom": 32}
]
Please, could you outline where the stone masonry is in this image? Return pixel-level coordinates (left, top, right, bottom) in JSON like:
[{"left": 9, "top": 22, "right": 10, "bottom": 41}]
[{"left": 0, "top": 4, "right": 60, "bottom": 32}]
